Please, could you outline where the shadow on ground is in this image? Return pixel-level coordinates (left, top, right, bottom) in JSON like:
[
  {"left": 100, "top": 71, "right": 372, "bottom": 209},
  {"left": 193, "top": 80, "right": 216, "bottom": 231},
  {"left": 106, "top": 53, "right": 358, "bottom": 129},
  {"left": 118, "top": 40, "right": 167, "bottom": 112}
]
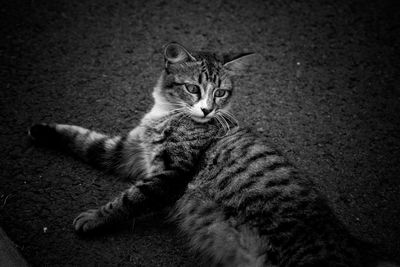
[{"left": 0, "top": 0, "right": 399, "bottom": 266}]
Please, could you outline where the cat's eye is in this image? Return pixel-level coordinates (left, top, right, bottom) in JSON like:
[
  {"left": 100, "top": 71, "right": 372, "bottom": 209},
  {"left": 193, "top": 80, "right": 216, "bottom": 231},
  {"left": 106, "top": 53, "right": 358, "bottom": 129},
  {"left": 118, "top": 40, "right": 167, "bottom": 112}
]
[
  {"left": 185, "top": 84, "right": 200, "bottom": 94},
  {"left": 214, "top": 89, "right": 228, "bottom": 98}
]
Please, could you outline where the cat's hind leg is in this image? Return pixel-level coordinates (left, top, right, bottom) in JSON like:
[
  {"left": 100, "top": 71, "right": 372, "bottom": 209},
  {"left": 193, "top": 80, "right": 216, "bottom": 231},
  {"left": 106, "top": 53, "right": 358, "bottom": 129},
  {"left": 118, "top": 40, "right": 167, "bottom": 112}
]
[
  {"left": 174, "top": 190, "right": 274, "bottom": 267},
  {"left": 29, "top": 123, "right": 124, "bottom": 172}
]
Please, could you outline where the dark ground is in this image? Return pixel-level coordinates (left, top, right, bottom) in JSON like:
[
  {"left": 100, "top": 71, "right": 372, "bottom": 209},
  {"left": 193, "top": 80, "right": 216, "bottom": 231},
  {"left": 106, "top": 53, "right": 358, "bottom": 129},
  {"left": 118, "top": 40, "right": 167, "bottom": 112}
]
[{"left": 1, "top": 0, "right": 400, "bottom": 266}]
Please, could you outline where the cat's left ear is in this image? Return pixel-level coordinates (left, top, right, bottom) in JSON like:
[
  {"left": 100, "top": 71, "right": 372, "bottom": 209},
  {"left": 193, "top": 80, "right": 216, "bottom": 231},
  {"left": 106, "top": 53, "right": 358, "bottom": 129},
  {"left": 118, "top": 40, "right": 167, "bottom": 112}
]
[
  {"left": 163, "top": 42, "right": 196, "bottom": 66},
  {"left": 223, "top": 53, "right": 260, "bottom": 75}
]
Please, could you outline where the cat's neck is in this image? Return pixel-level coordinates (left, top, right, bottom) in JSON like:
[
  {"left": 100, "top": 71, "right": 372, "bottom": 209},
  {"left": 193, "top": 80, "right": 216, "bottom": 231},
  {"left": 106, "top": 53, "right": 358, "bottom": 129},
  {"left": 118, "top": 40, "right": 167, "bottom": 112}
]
[{"left": 141, "top": 71, "right": 175, "bottom": 122}]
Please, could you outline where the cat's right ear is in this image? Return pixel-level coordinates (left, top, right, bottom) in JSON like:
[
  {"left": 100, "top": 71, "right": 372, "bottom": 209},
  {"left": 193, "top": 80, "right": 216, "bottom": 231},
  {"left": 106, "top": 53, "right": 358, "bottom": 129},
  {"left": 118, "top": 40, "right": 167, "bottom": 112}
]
[
  {"left": 163, "top": 42, "right": 196, "bottom": 67},
  {"left": 223, "top": 53, "right": 261, "bottom": 75}
]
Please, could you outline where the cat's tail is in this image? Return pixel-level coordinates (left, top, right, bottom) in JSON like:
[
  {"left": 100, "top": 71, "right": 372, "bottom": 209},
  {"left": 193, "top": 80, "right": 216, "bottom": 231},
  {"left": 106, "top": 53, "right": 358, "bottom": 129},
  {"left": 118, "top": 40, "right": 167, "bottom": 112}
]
[{"left": 28, "top": 123, "right": 145, "bottom": 179}]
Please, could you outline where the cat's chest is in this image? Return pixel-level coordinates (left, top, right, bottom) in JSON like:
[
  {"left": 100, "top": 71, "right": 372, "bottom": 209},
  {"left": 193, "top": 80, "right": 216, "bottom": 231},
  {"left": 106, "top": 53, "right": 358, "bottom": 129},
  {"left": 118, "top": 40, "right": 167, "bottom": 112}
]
[
  {"left": 141, "top": 115, "right": 218, "bottom": 146},
  {"left": 138, "top": 115, "right": 220, "bottom": 172}
]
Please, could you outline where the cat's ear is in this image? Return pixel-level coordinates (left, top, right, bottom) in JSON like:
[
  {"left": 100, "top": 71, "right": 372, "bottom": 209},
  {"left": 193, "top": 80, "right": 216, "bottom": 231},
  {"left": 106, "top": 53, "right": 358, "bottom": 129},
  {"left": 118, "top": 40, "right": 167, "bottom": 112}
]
[
  {"left": 223, "top": 53, "right": 259, "bottom": 75},
  {"left": 163, "top": 42, "right": 196, "bottom": 65}
]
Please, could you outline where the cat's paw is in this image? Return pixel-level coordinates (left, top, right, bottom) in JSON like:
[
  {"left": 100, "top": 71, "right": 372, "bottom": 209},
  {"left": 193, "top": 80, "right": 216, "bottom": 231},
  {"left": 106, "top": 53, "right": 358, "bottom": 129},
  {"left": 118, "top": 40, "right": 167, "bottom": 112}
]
[
  {"left": 28, "top": 123, "right": 59, "bottom": 145},
  {"left": 29, "top": 123, "right": 51, "bottom": 140},
  {"left": 73, "top": 209, "right": 104, "bottom": 233}
]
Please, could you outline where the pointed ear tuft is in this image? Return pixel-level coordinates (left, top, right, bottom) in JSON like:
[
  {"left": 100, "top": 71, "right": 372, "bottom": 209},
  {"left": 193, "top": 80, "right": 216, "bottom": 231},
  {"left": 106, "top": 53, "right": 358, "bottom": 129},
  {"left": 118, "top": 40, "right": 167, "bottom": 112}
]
[
  {"left": 223, "top": 53, "right": 260, "bottom": 75},
  {"left": 163, "top": 42, "right": 196, "bottom": 65}
]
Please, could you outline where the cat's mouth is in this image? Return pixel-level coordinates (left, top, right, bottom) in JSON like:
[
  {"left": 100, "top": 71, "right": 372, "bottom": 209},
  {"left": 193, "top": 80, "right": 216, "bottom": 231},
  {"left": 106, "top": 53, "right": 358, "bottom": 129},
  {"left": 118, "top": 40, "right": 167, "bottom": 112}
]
[
  {"left": 191, "top": 115, "right": 213, "bottom": 123},
  {"left": 188, "top": 108, "right": 216, "bottom": 123}
]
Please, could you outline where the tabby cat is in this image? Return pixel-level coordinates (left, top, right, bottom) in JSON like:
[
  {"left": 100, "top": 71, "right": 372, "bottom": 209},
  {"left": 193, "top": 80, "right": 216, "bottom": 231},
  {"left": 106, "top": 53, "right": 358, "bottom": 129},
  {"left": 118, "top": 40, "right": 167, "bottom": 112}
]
[{"left": 29, "top": 42, "right": 396, "bottom": 267}]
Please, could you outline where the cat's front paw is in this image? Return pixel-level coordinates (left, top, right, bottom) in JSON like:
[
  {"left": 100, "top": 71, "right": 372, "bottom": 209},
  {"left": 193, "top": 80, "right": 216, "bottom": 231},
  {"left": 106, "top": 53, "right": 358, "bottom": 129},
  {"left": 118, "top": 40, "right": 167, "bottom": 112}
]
[{"left": 73, "top": 209, "right": 104, "bottom": 234}]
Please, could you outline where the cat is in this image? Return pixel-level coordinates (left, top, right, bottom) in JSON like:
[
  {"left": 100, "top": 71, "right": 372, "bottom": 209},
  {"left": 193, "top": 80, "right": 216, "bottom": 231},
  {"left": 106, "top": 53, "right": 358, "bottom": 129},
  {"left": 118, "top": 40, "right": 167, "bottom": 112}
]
[{"left": 28, "top": 42, "right": 397, "bottom": 267}]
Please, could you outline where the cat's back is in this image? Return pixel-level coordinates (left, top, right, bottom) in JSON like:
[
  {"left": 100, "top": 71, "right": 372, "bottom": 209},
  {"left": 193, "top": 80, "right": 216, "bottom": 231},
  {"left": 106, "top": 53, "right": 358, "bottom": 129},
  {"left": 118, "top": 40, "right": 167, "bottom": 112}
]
[
  {"left": 184, "top": 128, "right": 366, "bottom": 266},
  {"left": 193, "top": 128, "right": 305, "bottom": 198},
  {"left": 189, "top": 127, "right": 315, "bottom": 227}
]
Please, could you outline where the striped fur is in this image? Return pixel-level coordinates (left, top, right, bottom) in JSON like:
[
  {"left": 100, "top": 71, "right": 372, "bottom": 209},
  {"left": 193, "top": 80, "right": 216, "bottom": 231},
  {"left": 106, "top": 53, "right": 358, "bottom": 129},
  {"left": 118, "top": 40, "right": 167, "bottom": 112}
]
[
  {"left": 29, "top": 42, "right": 396, "bottom": 267},
  {"left": 175, "top": 129, "right": 364, "bottom": 266}
]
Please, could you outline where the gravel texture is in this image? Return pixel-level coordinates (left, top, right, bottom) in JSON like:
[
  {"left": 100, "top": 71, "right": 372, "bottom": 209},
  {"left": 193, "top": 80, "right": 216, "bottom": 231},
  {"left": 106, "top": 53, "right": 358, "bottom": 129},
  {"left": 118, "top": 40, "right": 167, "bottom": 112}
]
[{"left": 1, "top": 0, "right": 399, "bottom": 266}]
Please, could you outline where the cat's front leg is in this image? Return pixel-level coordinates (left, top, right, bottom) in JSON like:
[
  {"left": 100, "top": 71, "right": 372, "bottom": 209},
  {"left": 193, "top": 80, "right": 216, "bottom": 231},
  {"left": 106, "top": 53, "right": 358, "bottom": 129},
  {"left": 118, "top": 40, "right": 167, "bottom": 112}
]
[
  {"left": 28, "top": 123, "right": 143, "bottom": 175},
  {"left": 29, "top": 123, "right": 121, "bottom": 168},
  {"left": 73, "top": 171, "right": 186, "bottom": 233},
  {"left": 73, "top": 186, "right": 146, "bottom": 233}
]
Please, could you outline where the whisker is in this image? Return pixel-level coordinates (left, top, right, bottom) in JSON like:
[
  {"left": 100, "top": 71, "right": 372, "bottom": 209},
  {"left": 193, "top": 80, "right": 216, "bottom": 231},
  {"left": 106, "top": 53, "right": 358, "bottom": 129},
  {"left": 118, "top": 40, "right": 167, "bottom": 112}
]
[
  {"left": 219, "top": 114, "right": 231, "bottom": 136},
  {"left": 216, "top": 114, "right": 231, "bottom": 138},
  {"left": 220, "top": 110, "right": 239, "bottom": 128},
  {"left": 221, "top": 110, "right": 238, "bottom": 123},
  {"left": 214, "top": 115, "right": 226, "bottom": 138},
  {"left": 177, "top": 112, "right": 190, "bottom": 124},
  {"left": 168, "top": 107, "right": 186, "bottom": 113},
  {"left": 156, "top": 100, "right": 187, "bottom": 108}
]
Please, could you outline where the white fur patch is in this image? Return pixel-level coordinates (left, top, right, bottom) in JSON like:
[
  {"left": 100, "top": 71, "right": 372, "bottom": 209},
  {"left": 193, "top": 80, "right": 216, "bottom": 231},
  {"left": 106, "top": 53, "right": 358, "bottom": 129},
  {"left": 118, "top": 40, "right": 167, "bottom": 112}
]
[
  {"left": 56, "top": 124, "right": 88, "bottom": 135},
  {"left": 142, "top": 84, "right": 176, "bottom": 122},
  {"left": 105, "top": 136, "right": 121, "bottom": 150}
]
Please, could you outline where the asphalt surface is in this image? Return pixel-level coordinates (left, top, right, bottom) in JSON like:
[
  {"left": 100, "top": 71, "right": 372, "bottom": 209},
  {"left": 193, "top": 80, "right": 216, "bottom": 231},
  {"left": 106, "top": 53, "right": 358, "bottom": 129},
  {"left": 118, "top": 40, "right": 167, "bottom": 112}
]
[{"left": 1, "top": 0, "right": 399, "bottom": 266}]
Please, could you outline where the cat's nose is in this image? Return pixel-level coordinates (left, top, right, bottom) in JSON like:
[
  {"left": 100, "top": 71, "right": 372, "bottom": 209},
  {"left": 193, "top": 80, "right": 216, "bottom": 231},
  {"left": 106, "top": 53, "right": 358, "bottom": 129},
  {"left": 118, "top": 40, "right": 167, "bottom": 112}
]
[{"left": 201, "top": 108, "right": 212, "bottom": 117}]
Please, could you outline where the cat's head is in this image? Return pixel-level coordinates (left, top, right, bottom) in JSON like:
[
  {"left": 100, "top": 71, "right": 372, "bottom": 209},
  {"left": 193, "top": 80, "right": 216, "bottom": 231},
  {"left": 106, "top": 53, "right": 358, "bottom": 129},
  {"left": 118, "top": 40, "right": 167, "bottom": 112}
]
[{"left": 154, "top": 42, "right": 257, "bottom": 123}]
